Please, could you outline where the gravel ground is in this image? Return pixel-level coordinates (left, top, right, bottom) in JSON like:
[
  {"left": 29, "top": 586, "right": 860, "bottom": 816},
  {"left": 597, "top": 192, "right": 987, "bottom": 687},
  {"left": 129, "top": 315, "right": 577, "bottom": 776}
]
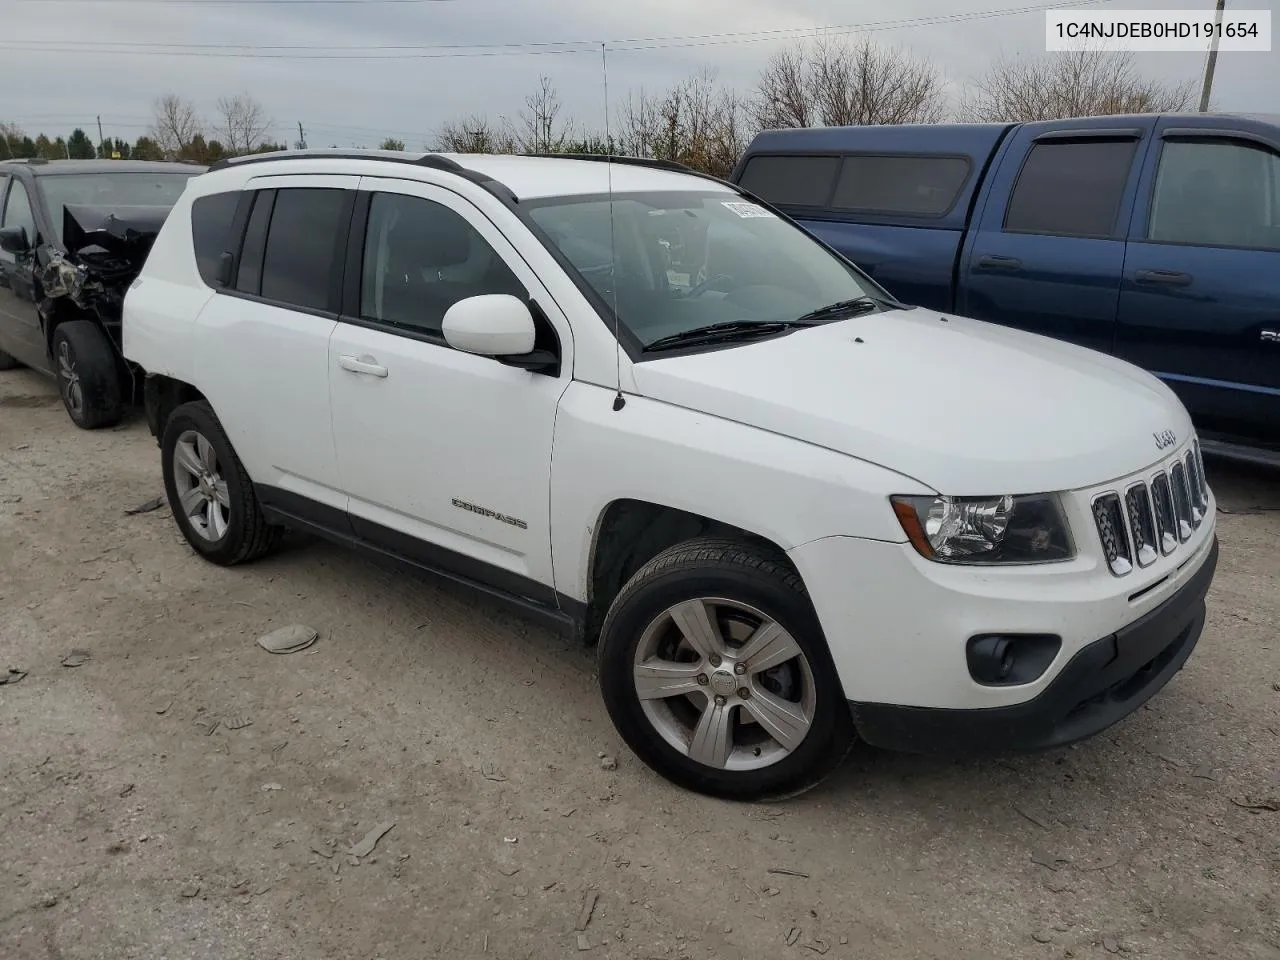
[{"left": 1, "top": 366, "right": 1277, "bottom": 960}]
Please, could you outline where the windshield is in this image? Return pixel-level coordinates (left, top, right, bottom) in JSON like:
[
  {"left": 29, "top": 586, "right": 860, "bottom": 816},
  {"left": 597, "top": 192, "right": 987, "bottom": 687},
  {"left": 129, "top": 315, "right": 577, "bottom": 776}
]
[
  {"left": 38, "top": 173, "right": 197, "bottom": 244},
  {"left": 526, "top": 191, "right": 883, "bottom": 349}
]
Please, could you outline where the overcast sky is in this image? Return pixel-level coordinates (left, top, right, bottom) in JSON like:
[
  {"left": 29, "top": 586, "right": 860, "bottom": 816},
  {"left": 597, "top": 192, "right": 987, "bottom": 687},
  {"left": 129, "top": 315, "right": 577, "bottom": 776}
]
[{"left": 3, "top": 0, "right": 1276, "bottom": 148}]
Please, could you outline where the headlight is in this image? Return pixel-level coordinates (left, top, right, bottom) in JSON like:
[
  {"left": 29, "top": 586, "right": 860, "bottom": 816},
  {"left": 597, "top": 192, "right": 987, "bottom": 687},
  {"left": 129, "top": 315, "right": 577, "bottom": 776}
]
[{"left": 891, "top": 494, "right": 1074, "bottom": 564}]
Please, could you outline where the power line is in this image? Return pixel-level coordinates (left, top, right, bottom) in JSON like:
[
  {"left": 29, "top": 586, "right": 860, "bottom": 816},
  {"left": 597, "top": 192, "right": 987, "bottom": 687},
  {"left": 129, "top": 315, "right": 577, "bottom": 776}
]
[{"left": 4, "top": 0, "right": 1115, "bottom": 59}]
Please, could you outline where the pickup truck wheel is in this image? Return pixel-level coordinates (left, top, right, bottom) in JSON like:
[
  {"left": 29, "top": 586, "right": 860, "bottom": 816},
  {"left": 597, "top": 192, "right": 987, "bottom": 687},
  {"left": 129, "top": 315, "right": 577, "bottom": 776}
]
[
  {"left": 161, "top": 400, "right": 280, "bottom": 566},
  {"left": 598, "top": 537, "right": 854, "bottom": 800},
  {"left": 52, "top": 321, "right": 123, "bottom": 430},
  {"left": 0, "top": 348, "right": 20, "bottom": 370}
]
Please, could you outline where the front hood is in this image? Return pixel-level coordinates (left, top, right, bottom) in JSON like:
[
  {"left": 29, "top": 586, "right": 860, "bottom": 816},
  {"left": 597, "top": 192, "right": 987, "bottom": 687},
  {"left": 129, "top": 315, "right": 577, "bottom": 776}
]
[{"left": 631, "top": 309, "right": 1193, "bottom": 495}]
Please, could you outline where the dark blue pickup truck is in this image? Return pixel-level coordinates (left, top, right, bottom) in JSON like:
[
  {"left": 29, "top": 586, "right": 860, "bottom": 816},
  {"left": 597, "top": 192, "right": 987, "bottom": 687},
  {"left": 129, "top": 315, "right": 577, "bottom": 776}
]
[{"left": 731, "top": 113, "right": 1280, "bottom": 465}]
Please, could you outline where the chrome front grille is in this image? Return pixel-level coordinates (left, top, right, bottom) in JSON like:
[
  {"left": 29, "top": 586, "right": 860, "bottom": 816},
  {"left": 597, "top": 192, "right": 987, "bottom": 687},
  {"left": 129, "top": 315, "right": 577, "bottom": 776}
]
[{"left": 1093, "top": 442, "right": 1210, "bottom": 577}]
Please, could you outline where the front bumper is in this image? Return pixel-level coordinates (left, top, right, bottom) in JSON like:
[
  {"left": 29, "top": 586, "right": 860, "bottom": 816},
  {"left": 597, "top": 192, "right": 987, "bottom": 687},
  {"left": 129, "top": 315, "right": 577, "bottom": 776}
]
[{"left": 850, "top": 535, "right": 1217, "bottom": 754}]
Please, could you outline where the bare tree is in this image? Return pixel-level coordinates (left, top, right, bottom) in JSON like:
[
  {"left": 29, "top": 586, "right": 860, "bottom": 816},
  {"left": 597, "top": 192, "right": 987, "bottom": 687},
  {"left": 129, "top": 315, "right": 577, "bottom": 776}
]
[
  {"left": 754, "top": 38, "right": 945, "bottom": 129},
  {"left": 961, "top": 49, "right": 1195, "bottom": 122},
  {"left": 615, "top": 70, "right": 755, "bottom": 177},
  {"left": 150, "top": 94, "right": 203, "bottom": 157},
  {"left": 513, "top": 75, "right": 573, "bottom": 154},
  {"left": 754, "top": 46, "right": 815, "bottom": 130},
  {"left": 216, "top": 93, "right": 272, "bottom": 155},
  {"left": 433, "top": 115, "right": 515, "bottom": 154},
  {"left": 0, "top": 122, "right": 23, "bottom": 159}
]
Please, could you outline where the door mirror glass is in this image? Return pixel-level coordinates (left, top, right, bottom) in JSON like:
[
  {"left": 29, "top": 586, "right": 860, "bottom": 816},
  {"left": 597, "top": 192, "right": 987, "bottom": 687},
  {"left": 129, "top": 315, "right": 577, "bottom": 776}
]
[
  {"left": 0, "top": 226, "right": 30, "bottom": 254},
  {"left": 442, "top": 294, "right": 536, "bottom": 357}
]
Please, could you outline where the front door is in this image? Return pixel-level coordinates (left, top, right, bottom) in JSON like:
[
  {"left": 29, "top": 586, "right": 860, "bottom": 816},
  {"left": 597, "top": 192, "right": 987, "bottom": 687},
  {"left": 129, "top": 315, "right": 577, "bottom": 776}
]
[
  {"left": 1116, "top": 120, "right": 1280, "bottom": 446},
  {"left": 328, "top": 177, "right": 572, "bottom": 602},
  {"left": 0, "top": 177, "right": 50, "bottom": 372}
]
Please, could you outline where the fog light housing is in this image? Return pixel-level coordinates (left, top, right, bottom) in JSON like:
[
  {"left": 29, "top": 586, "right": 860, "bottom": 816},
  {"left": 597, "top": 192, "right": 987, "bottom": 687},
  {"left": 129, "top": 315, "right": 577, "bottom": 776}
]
[{"left": 967, "top": 634, "right": 1061, "bottom": 687}]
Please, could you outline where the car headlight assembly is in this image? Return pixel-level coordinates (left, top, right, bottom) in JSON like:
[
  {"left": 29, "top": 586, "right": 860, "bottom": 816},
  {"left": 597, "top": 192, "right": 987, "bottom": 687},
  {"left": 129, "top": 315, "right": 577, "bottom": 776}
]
[{"left": 891, "top": 494, "right": 1074, "bottom": 564}]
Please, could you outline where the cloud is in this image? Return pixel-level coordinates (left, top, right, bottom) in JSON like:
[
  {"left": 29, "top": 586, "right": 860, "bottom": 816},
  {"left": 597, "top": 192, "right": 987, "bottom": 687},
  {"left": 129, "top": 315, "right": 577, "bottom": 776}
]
[{"left": 3, "top": 0, "right": 1275, "bottom": 147}]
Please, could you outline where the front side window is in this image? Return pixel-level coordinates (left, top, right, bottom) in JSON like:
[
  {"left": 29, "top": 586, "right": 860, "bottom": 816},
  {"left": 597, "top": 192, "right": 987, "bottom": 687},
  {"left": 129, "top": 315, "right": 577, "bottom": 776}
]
[
  {"left": 2, "top": 179, "right": 36, "bottom": 244},
  {"left": 360, "top": 192, "right": 525, "bottom": 337},
  {"left": 1148, "top": 139, "right": 1280, "bottom": 251},
  {"left": 1005, "top": 139, "right": 1138, "bottom": 238},
  {"left": 37, "top": 172, "right": 196, "bottom": 244},
  {"left": 527, "top": 191, "right": 880, "bottom": 349}
]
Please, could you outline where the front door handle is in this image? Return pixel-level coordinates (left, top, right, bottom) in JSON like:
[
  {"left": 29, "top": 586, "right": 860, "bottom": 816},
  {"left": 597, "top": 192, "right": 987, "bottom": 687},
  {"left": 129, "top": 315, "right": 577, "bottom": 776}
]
[
  {"left": 338, "top": 354, "right": 389, "bottom": 378},
  {"left": 977, "top": 254, "right": 1023, "bottom": 271},
  {"left": 1135, "top": 269, "right": 1193, "bottom": 287}
]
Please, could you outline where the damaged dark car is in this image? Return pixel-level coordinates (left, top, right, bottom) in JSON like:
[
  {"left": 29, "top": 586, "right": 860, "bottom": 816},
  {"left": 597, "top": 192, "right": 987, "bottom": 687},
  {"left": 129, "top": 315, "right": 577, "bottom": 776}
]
[{"left": 0, "top": 159, "right": 204, "bottom": 428}]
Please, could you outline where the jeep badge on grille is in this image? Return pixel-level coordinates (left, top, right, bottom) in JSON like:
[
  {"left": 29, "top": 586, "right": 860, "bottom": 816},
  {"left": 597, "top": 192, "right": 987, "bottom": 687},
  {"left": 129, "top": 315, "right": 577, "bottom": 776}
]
[{"left": 1153, "top": 429, "right": 1177, "bottom": 451}]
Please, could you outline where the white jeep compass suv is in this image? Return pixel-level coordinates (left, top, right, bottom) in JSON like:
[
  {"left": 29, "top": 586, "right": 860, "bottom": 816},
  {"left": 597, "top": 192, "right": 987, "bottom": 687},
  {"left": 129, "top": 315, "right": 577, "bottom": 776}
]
[{"left": 123, "top": 149, "right": 1219, "bottom": 799}]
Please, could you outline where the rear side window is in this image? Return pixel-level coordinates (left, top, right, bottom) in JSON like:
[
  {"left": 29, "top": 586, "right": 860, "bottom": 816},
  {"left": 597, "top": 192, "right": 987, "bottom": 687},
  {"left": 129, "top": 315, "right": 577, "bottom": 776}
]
[
  {"left": 737, "top": 155, "right": 840, "bottom": 207},
  {"left": 258, "top": 187, "right": 350, "bottom": 311},
  {"left": 831, "top": 155, "right": 970, "bottom": 216},
  {"left": 190, "top": 191, "right": 240, "bottom": 287},
  {"left": 1004, "top": 139, "right": 1138, "bottom": 238}
]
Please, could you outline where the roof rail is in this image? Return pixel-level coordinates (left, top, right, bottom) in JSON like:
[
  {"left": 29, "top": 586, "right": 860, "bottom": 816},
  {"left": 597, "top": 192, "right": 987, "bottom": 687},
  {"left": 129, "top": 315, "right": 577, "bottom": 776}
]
[
  {"left": 527, "top": 153, "right": 696, "bottom": 175},
  {"left": 0, "top": 157, "right": 48, "bottom": 165},
  {"left": 203, "top": 148, "right": 519, "bottom": 203}
]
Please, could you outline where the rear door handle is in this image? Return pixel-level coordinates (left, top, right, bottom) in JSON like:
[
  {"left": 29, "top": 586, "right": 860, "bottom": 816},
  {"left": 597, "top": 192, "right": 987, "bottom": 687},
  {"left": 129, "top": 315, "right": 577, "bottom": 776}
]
[
  {"left": 1262, "top": 330, "right": 1279, "bottom": 343},
  {"left": 976, "top": 254, "right": 1023, "bottom": 271},
  {"left": 338, "top": 354, "right": 389, "bottom": 378},
  {"left": 1135, "top": 269, "right": 1193, "bottom": 287}
]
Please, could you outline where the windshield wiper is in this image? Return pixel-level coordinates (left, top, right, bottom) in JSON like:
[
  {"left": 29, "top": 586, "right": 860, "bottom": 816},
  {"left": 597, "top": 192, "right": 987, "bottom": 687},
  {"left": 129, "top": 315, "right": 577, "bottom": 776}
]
[
  {"left": 643, "top": 320, "right": 810, "bottom": 353},
  {"left": 791, "top": 296, "right": 886, "bottom": 324}
]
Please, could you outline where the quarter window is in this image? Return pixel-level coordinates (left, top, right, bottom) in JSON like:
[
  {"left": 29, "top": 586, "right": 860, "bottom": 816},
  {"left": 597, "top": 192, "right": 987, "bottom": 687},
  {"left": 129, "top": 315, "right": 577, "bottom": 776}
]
[
  {"left": 359, "top": 192, "right": 524, "bottom": 337},
  {"left": 190, "top": 191, "right": 241, "bottom": 288},
  {"left": 1148, "top": 139, "right": 1280, "bottom": 251},
  {"left": 1005, "top": 139, "right": 1138, "bottom": 238}
]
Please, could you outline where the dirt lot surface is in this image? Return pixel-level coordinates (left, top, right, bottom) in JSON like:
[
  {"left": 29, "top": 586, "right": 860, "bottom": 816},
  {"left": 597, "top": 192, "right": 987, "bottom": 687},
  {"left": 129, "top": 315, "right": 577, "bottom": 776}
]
[{"left": 1, "top": 367, "right": 1277, "bottom": 960}]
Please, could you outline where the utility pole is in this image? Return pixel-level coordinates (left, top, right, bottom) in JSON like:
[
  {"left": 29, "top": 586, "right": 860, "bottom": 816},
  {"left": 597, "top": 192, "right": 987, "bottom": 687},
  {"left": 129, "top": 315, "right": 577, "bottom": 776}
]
[
  {"left": 96, "top": 114, "right": 105, "bottom": 157},
  {"left": 296, "top": 121, "right": 307, "bottom": 150},
  {"left": 1199, "top": 0, "right": 1227, "bottom": 112}
]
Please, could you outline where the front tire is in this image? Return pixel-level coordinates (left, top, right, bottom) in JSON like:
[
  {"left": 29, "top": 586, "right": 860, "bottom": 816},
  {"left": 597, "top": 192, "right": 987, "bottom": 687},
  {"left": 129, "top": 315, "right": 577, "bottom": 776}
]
[
  {"left": 161, "top": 400, "right": 279, "bottom": 566},
  {"left": 52, "top": 321, "right": 123, "bottom": 429},
  {"left": 598, "top": 537, "right": 855, "bottom": 800}
]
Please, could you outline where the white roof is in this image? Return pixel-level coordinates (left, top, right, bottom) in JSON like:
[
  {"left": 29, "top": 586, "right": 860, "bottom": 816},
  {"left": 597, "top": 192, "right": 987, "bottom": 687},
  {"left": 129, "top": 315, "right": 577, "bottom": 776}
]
[
  {"left": 197, "top": 149, "right": 735, "bottom": 201},
  {"left": 434, "top": 153, "right": 735, "bottom": 200}
]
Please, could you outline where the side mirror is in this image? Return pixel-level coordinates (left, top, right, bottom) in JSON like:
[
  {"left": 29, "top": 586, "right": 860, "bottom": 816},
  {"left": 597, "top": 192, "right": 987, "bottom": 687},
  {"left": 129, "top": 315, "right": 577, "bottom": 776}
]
[
  {"left": 0, "top": 226, "right": 30, "bottom": 255},
  {"left": 442, "top": 294, "right": 536, "bottom": 357}
]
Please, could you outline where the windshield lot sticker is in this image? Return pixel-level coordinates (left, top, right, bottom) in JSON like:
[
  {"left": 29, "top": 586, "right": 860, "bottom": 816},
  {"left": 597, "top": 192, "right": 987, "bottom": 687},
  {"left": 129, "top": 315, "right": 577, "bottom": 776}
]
[{"left": 722, "top": 201, "right": 773, "bottom": 219}]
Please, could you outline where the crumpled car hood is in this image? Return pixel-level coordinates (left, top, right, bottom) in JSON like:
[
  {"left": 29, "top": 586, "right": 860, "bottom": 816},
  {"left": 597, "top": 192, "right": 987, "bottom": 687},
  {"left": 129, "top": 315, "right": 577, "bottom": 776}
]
[{"left": 41, "top": 203, "right": 175, "bottom": 318}]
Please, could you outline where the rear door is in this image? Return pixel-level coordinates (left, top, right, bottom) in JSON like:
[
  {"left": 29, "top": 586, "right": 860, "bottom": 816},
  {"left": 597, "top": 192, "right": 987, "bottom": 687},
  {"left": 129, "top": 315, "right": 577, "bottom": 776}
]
[
  {"left": 1116, "top": 118, "right": 1280, "bottom": 446},
  {"left": 194, "top": 176, "right": 357, "bottom": 521},
  {"left": 957, "top": 117, "right": 1156, "bottom": 354}
]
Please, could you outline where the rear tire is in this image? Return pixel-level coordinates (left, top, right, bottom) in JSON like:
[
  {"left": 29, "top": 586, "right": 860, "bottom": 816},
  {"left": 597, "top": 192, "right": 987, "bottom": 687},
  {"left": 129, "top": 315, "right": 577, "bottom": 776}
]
[
  {"left": 52, "top": 321, "right": 123, "bottom": 429},
  {"left": 598, "top": 537, "right": 855, "bottom": 801},
  {"left": 161, "top": 400, "right": 280, "bottom": 566}
]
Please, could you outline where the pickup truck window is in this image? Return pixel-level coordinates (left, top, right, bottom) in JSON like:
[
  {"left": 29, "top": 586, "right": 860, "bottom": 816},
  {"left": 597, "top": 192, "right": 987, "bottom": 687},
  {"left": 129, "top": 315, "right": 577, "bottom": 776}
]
[
  {"left": 736, "top": 156, "right": 840, "bottom": 208},
  {"left": 831, "top": 155, "right": 970, "bottom": 217},
  {"left": 1005, "top": 139, "right": 1137, "bottom": 239},
  {"left": 1148, "top": 139, "right": 1280, "bottom": 252}
]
